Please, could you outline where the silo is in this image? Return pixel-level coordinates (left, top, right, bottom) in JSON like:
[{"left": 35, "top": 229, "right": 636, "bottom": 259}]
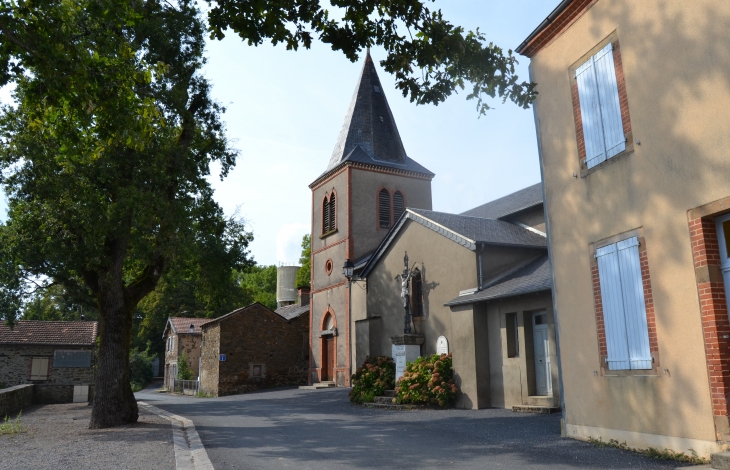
[{"left": 276, "top": 265, "right": 300, "bottom": 308}]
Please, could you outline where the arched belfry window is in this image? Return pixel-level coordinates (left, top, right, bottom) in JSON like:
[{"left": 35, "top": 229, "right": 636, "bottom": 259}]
[
  {"left": 379, "top": 188, "right": 391, "bottom": 229},
  {"left": 322, "top": 192, "right": 337, "bottom": 235},
  {"left": 411, "top": 267, "right": 423, "bottom": 317},
  {"left": 393, "top": 191, "right": 405, "bottom": 221}
]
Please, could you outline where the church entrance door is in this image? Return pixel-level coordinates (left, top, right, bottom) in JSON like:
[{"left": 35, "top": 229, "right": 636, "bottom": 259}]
[{"left": 322, "top": 336, "right": 335, "bottom": 381}]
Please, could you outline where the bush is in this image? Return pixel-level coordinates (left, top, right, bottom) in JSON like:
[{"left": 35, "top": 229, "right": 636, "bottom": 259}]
[
  {"left": 349, "top": 356, "right": 395, "bottom": 404},
  {"left": 129, "top": 348, "right": 154, "bottom": 391},
  {"left": 397, "top": 353, "right": 457, "bottom": 407},
  {"left": 177, "top": 350, "right": 194, "bottom": 380}
]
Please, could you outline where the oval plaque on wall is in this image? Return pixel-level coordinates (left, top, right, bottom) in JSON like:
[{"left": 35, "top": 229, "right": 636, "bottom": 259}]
[{"left": 436, "top": 336, "right": 449, "bottom": 355}]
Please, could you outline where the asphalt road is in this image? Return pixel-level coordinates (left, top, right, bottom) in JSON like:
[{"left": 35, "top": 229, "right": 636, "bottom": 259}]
[{"left": 137, "top": 387, "right": 685, "bottom": 470}]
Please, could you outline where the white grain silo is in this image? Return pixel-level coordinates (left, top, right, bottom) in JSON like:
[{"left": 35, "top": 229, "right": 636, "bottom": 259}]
[{"left": 276, "top": 265, "right": 300, "bottom": 308}]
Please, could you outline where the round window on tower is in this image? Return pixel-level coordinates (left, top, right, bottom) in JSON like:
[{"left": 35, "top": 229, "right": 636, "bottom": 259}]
[{"left": 325, "top": 259, "right": 333, "bottom": 276}]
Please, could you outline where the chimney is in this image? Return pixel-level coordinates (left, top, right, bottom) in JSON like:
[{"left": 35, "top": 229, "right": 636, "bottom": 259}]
[{"left": 298, "top": 287, "right": 310, "bottom": 307}]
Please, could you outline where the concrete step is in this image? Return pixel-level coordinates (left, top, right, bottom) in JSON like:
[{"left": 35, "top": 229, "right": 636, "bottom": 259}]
[
  {"left": 711, "top": 452, "right": 730, "bottom": 470},
  {"left": 364, "top": 402, "right": 420, "bottom": 410},
  {"left": 374, "top": 396, "right": 397, "bottom": 405},
  {"left": 382, "top": 390, "right": 398, "bottom": 398},
  {"left": 512, "top": 405, "right": 561, "bottom": 414},
  {"left": 298, "top": 381, "right": 336, "bottom": 390}
]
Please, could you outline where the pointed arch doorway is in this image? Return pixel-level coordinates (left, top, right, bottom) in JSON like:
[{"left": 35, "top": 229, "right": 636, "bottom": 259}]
[{"left": 321, "top": 309, "right": 336, "bottom": 382}]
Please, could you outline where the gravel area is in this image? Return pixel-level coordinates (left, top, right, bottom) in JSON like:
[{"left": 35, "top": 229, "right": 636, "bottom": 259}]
[{"left": 0, "top": 402, "right": 175, "bottom": 470}]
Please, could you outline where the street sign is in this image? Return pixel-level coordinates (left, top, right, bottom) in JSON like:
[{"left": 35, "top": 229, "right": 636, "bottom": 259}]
[{"left": 219, "top": 354, "right": 226, "bottom": 361}]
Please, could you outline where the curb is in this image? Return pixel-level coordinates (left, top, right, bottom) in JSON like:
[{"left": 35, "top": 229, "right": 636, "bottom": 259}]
[{"left": 138, "top": 401, "right": 214, "bottom": 470}]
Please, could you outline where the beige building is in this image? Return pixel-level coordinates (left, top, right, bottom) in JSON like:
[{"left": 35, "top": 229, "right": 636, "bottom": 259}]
[
  {"left": 357, "top": 185, "right": 559, "bottom": 410},
  {"left": 518, "top": 0, "right": 730, "bottom": 456},
  {"left": 162, "top": 317, "right": 206, "bottom": 389}
]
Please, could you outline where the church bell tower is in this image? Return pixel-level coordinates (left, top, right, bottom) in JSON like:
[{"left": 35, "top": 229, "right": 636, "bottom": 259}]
[{"left": 308, "top": 51, "right": 434, "bottom": 386}]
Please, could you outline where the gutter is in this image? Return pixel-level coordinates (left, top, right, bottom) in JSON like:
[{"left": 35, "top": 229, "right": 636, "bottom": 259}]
[{"left": 516, "top": 0, "right": 575, "bottom": 54}]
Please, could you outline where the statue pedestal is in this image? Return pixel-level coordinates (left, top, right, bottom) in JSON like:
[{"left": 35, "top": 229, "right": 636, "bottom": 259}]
[{"left": 391, "top": 334, "right": 425, "bottom": 381}]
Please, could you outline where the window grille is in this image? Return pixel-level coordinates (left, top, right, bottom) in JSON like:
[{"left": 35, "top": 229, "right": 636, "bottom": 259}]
[{"left": 379, "top": 189, "right": 391, "bottom": 229}]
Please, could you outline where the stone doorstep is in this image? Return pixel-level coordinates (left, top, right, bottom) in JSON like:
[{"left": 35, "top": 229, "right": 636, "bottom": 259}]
[
  {"left": 374, "top": 396, "right": 397, "bottom": 405},
  {"left": 512, "top": 405, "right": 561, "bottom": 414},
  {"left": 711, "top": 452, "right": 730, "bottom": 470},
  {"left": 382, "top": 390, "right": 397, "bottom": 398},
  {"left": 364, "top": 403, "right": 422, "bottom": 410},
  {"left": 298, "top": 381, "right": 336, "bottom": 390}
]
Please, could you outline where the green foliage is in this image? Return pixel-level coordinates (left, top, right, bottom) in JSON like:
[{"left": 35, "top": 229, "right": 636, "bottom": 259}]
[
  {"left": 177, "top": 351, "right": 194, "bottom": 380},
  {"left": 195, "top": 390, "right": 214, "bottom": 398},
  {"left": 296, "top": 234, "right": 311, "bottom": 289},
  {"left": 0, "top": 412, "right": 24, "bottom": 436},
  {"left": 349, "top": 356, "right": 395, "bottom": 404},
  {"left": 237, "top": 265, "right": 278, "bottom": 310},
  {"left": 397, "top": 353, "right": 457, "bottom": 407},
  {"left": 129, "top": 349, "right": 154, "bottom": 391},
  {"left": 206, "top": 0, "right": 536, "bottom": 115},
  {"left": 23, "top": 285, "right": 98, "bottom": 322}
]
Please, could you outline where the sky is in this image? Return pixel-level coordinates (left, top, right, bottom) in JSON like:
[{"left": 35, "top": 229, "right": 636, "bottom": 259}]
[{"left": 0, "top": 1, "right": 557, "bottom": 267}]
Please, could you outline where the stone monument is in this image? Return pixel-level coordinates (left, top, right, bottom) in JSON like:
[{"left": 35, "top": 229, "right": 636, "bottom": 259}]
[{"left": 391, "top": 252, "right": 425, "bottom": 381}]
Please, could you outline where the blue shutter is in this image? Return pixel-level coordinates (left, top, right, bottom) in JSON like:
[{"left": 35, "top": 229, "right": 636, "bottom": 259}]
[
  {"left": 616, "top": 237, "right": 652, "bottom": 370},
  {"left": 576, "top": 56, "right": 606, "bottom": 169},
  {"left": 596, "top": 243, "right": 631, "bottom": 370},
  {"left": 593, "top": 43, "right": 626, "bottom": 159}
]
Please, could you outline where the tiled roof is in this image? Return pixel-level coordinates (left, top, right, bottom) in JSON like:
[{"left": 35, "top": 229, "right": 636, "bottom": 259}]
[
  {"left": 274, "top": 304, "right": 310, "bottom": 321},
  {"left": 408, "top": 209, "right": 547, "bottom": 248},
  {"left": 0, "top": 321, "right": 98, "bottom": 345},
  {"left": 445, "top": 255, "right": 551, "bottom": 306},
  {"left": 319, "top": 52, "right": 433, "bottom": 182},
  {"left": 202, "top": 302, "right": 298, "bottom": 328},
  {"left": 461, "top": 183, "right": 543, "bottom": 220},
  {"left": 167, "top": 317, "right": 209, "bottom": 336}
]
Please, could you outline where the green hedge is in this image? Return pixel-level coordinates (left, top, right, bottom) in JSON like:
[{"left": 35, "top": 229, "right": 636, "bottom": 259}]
[
  {"left": 397, "top": 353, "right": 457, "bottom": 407},
  {"left": 349, "top": 356, "right": 395, "bottom": 404}
]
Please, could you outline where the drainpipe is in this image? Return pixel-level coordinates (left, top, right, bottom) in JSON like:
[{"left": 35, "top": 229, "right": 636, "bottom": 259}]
[{"left": 530, "top": 62, "right": 568, "bottom": 433}]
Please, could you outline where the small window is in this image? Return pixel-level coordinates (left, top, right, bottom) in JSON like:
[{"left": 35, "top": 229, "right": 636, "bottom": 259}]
[
  {"left": 53, "top": 350, "right": 91, "bottom": 368},
  {"left": 30, "top": 357, "right": 49, "bottom": 380},
  {"left": 322, "top": 192, "right": 337, "bottom": 235},
  {"left": 252, "top": 364, "right": 263, "bottom": 378},
  {"left": 411, "top": 268, "right": 423, "bottom": 317},
  {"left": 506, "top": 313, "right": 519, "bottom": 358},
  {"left": 379, "top": 189, "right": 391, "bottom": 229},
  {"left": 393, "top": 191, "right": 405, "bottom": 221}
]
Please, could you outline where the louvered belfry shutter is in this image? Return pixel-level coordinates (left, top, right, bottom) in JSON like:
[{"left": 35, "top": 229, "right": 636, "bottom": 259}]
[
  {"left": 576, "top": 55, "right": 606, "bottom": 169},
  {"left": 596, "top": 243, "right": 631, "bottom": 370},
  {"left": 393, "top": 191, "right": 405, "bottom": 221},
  {"left": 379, "top": 189, "right": 391, "bottom": 229},
  {"left": 328, "top": 193, "right": 336, "bottom": 231},
  {"left": 323, "top": 196, "right": 331, "bottom": 234},
  {"left": 593, "top": 43, "right": 625, "bottom": 159},
  {"left": 616, "top": 237, "right": 652, "bottom": 369}
]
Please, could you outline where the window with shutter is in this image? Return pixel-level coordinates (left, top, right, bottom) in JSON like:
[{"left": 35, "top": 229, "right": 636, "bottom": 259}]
[
  {"left": 379, "top": 189, "right": 391, "bottom": 229},
  {"left": 328, "top": 192, "right": 336, "bottom": 232},
  {"left": 411, "top": 268, "right": 423, "bottom": 317},
  {"left": 393, "top": 191, "right": 405, "bottom": 221},
  {"left": 576, "top": 42, "right": 626, "bottom": 169},
  {"left": 323, "top": 195, "right": 331, "bottom": 234},
  {"left": 30, "top": 357, "right": 49, "bottom": 380},
  {"left": 595, "top": 236, "right": 652, "bottom": 370}
]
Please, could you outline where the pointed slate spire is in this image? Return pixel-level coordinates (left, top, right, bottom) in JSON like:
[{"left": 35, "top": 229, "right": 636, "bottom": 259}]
[{"left": 327, "top": 51, "right": 408, "bottom": 171}]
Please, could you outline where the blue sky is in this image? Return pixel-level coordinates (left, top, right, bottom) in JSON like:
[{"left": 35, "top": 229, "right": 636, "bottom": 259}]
[{"left": 0, "top": 1, "right": 556, "bottom": 266}]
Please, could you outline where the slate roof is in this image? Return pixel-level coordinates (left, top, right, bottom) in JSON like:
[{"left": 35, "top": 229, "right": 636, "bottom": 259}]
[
  {"left": 0, "top": 320, "right": 98, "bottom": 346},
  {"left": 460, "top": 183, "right": 543, "bottom": 220},
  {"left": 319, "top": 52, "right": 433, "bottom": 181},
  {"left": 445, "top": 255, "right": 551, "bottom": 306},
  {"left": 163, "top": 317, "right": 208, "bottom": 338},
  {"left": 202, "top": 302, "right": 297, "bottom": 328},
  {"left": 408, "top": 209, "right": 547, "bottom": 248},
  {"left": 275, "top": 304, "right": 310, "bottom": 321}
]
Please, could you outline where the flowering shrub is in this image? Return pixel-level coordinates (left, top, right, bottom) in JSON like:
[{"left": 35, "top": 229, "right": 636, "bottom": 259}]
[
  {"left": 349, "top": 356, "right": 396, "bottom": 404},
  {"left": 397, "top": 353, "right": 457, "bottom": 407}
]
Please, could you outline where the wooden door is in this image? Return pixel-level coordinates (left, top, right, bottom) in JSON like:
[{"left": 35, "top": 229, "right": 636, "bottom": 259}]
[
  {"left": 533, "top": 312, "right": 551, "bottom": 396},
  {"left": 326, "top": 337, "right": 335, "bottom": 382}
]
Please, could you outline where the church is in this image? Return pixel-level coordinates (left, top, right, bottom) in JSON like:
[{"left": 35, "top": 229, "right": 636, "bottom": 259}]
[{"left": 308, "top": 52, "right": 559, "bottom": 411}]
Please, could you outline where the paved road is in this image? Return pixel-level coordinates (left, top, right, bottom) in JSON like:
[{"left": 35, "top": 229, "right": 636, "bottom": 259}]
[{"left": 137, "top": 387, "right": 684, "bottom": 470}]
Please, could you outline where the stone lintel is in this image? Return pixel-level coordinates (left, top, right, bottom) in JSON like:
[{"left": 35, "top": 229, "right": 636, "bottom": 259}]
[{"left": 390, "top": 334, "right": 425, "bottom": 346}]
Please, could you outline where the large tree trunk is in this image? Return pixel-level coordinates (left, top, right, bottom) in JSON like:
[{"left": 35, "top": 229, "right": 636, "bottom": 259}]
[{"left": 89, "top": 254, "right": 138, "bottom": 428}]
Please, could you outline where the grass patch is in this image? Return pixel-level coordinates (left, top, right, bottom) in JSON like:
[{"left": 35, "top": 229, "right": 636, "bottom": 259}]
[
  {"left": 587, "top": 437, "right": 708, "bottom": 465},
  {"left": 130, "top": 382, "right": 145, "bottom": 393},
  {"left": 194, "top": 391, "right": 214, "bottom": 398},
  {"left": 0, "top": 412, "right": 25, "bottom": 436}
]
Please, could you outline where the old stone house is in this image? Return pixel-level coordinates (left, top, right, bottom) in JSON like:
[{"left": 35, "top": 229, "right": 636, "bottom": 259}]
[
  {"left": 200, "top": 302, "right": 309, "bottom": 397},
  {"left": 162, "top": 317, "right": 207, "bottom": 389},
  {"left": 0, "top": 321, "right": 97, "bottom": 404},
  {"left": 517, "top": 0, "right": 730, "bottom": 456}
]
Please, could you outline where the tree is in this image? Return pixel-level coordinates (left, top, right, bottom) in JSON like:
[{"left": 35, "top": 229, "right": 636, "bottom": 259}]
[
  {"left": 177, "top": 350, "right": 194, "bottom": 381},
  {"left": 238, "top": 265, "right": 278, "bottom": 309},
  {"left": 206, "top": 0, "right": 537, "bottom": 114},
  {"left": 296, "top": 234, "right": 311, "bottom": 289},
  {"left": 0, "top": 0, "right": 249, "bottom": 428}
]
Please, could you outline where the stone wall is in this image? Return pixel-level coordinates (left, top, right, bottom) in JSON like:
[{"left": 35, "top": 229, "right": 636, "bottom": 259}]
[
  {"left": 0, "top": 345, "right": 95, "bottom": 389},
  {"left": 199, "top": 323, "right": 220, "bottom": 396},
  {"left": 205, "top": 304, "right": 310, "bottom": 397},
  {"left": 0, "top": 384, "right": 33, "bottom": 418}
]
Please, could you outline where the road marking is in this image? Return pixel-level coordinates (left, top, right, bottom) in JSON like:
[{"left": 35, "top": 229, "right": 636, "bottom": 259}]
[{"left": 138, "top": 401, "right": 215, "bottom": 470}]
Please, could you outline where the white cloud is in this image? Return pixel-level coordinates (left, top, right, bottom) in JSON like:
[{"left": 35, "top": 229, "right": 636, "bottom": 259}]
[{"left": 275, "top": 223, "right": 310, "bottom": 265}]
